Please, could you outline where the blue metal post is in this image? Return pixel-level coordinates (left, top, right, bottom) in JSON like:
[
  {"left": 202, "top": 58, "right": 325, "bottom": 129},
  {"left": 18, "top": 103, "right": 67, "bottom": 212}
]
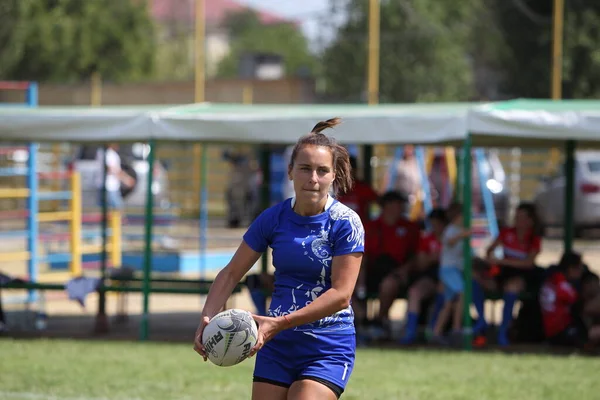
[
  {"left": 415, "top": 146, "right": 433, "bottom": 227},
  {"left": 474, "top": 148, "right": 499, "bottom": 242},
  {"left": 27, "top": 143, "right": 39, "bottom": 303},
  {"left": 26, "top": 82, "right": 38, "bottom": 107},
  {"left": 386, "top": 146, "right": 404, "bottom": 191}
]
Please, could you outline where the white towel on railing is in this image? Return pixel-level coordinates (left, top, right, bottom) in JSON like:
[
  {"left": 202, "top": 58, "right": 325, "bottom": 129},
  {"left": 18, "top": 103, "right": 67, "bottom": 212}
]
[{"left": 65, "top": 277, "right": 101, "bottom": 308}]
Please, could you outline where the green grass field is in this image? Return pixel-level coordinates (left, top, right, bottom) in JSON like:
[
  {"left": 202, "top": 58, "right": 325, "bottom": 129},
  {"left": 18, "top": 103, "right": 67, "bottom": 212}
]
[{"left": 0, "top": 338, "right": 598, "bottom": 400}]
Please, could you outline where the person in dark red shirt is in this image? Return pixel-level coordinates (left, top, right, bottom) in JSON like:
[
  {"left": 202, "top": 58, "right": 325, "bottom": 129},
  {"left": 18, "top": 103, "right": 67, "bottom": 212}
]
[
  {"left": 337, "top": 156, "right": 379, "bottom": 224},
  {"left": 399, "top": 208, "right": 447, "bottom": 344},
  {"left": 540, "top": 252, "right": 585, "bottom": 346},
  {"left": 473, "top": 202, "right": 542, "bottom": 346},
  {"left": 353, "top": 191, "right": 420, "bottom": 338},
  {"left": 579, "top": 272, "right": 600, "bottom": 350}
]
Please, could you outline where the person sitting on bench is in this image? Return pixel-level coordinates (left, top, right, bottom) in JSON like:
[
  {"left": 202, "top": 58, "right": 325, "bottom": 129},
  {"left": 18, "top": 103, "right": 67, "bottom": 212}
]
[
  {"left": 539, "top": 251, "right": 587, "bottom": 347},
  {"left": 399, "top": 208, "right": 447, "bottom": 345},
  {"left": 246, "top": 272, "right": 274, "bottom": 316},
  {"left": 353, "top": 191, "right": 420, "bottom": 340},
  {"left": 578, "top": 270, "right": 600, "bottom": 350},
  {"left": 472, "top": 203, "right": 542, "bottom": 346}
]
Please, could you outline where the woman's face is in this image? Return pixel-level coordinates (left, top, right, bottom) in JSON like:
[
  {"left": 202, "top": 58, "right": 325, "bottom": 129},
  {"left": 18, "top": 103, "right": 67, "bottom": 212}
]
[
  {"left": 380, "top": 200, "right": 405, "bottom": 223},
  {"left": 288, "top": 145, "right": 335, "bottom": 206},
  {"left": 515, "top": 208, "right": 533, "bottom": 231},
  {"left": 430, "top": 218, "right": 446, "bottom": 236}
]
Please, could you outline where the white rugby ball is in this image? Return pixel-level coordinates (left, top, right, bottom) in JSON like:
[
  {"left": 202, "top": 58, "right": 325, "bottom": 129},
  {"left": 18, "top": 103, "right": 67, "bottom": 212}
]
[{"left": 202, "top": 309, "right": 258, "bottom": 367}]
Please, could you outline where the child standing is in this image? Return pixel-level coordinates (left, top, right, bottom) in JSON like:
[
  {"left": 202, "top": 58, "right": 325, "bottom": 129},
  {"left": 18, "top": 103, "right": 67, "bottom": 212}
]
[{"left": 431, "top": 203, "right": 471, "bottom": 343}]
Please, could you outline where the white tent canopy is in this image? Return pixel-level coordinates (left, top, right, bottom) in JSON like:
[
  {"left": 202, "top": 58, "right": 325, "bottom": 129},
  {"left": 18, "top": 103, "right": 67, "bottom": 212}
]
[
  {"left": 468, "top": 99, "right": 600, "bottom": 147},
  {"left": 0, "top": 103, "right": 471, "bottom": 145},
  {"left": 2, "top": 100, "right": 600, "bottom": 146}
]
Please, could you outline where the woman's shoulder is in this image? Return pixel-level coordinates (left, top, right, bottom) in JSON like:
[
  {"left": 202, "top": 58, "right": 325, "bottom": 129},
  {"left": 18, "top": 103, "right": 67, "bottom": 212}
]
[
  {"left": 268, "top": 198, "right": 291, "bottom": 214},
  {"left": 328, "top": 200, "right": 361, "bottom": 222},
  {"left": 327, "top": 200, "right": 365, "bottom": 237},
  {"left": 254, "top": 198, "right": 290, "bottom": 223}
]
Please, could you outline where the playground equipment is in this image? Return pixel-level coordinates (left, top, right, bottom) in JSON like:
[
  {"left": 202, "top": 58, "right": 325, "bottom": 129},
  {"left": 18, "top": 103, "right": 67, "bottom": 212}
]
[
  {"left": 386, "top": 145, "right": 499, "bottom": 239},
  {"left": 0, "top": 81, "right": 37, "bottom": 107},
  {"left": 0, "top": 146, "right": 123, "bottom": 277},
  {"left": 0, "top": 79, "right": 124, "bottom": 302}
]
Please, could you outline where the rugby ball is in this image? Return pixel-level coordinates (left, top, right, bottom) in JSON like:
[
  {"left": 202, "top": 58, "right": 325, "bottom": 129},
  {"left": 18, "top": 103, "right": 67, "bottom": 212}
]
[{"left": 202, "top": 309, "right": 258, "bottom": 367}]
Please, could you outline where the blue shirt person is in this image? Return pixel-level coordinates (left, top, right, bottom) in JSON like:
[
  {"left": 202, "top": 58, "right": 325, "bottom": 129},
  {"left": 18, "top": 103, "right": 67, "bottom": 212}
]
[{"left": 194, "top": 118, "right": 365, "bottom": 400}]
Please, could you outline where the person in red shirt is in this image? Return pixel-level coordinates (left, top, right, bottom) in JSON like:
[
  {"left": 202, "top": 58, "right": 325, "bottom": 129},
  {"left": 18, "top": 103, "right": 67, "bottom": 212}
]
[
  {"left": 353, "top": 191, "right": 420, "bottom": 338},
  {"left": 337, "top": 156, "right": 379, "bottom": 223},
  {"left": 579, "top": 272, "right": 600, "bottom": 350},
  {"left": 540, "top": 251, "right": 586, "bottom": 346},
  {"left": 473, "top": 202, "right": 543, "bottom": 346},
  {"left": 398, "top": 208, "right": 447, "bottom": 344}
]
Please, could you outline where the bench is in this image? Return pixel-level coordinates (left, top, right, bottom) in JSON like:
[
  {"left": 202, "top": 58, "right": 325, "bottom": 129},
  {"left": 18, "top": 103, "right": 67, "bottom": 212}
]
[
  {"left": 363, "top": 289, "right": 534, "bottom": 325},
  {"left": 1, "top": 277, "right": 245, "bottom": 333}
]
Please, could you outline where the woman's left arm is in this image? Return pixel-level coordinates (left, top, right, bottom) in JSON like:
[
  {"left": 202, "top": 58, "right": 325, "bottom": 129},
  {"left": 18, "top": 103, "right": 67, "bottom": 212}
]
[{"left": 285, "top": 252, "right": 363, "bottom": 326}]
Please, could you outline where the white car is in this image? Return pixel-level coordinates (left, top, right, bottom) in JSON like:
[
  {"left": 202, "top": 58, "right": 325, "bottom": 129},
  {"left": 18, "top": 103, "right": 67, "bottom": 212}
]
[{"left": 534, "top": 151, "right": 600, "bottom": 236}]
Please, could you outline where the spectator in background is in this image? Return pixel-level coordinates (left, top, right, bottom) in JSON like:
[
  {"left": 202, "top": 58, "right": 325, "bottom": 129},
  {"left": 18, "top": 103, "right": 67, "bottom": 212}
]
[
  {"left": 281, "top": 145, "right": 295, "bottom": 200},
  {"left": 95, "top": 143, "right": 134, "bottom": 211},
  {"left": 399, "top": 208, "right": 447, "bottom": 345},
  {"left": 353, "top": 191, "right": 420, "bottom": 340},
  {"left": 383, "top": 145, "right": 421, "bottom": 208},
  {"left": 472, "top": 202, "right": 542, "bottom": 346},
  {"left": 430, "top": 203, "right": 471, "bottom": 344},
  {"left": 539, "top": 251, "right": 586, "bottom": 347},
  {"left": 245, "top": 272, "right": 275, "bottom": 317},
  {"left": 337, "top": 156, "right": 379, "bottom": 223},
  {"left": 223, "top": 149, "right": 259, "bottom": 228},
  {"left": 579, "top": 271, "right": 600, "bottom": 350}
]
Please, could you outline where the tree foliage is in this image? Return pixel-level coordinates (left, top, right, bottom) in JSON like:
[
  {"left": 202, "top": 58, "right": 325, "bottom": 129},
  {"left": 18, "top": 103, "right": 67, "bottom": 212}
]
[
  {"left": 0, "top": 0, "right": 156, "bottom": 83},
  {"left": 490, "top": 0, "right": 600, "bottom": 99},
  {"left": 322, "top": 0, "right": 478, "bottom": 103},
  {"left": 216, "top": 10, "right": 316, "bottom": 78}
]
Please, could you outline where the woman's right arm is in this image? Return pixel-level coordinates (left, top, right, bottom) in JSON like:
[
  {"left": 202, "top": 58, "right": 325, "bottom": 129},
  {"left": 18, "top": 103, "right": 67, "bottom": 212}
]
[
  {"left": 201, "top": 241, "right": 262, "bottom": 320},
  {"left": 194, "top": 241, "right": 262, "bottom": 359}
]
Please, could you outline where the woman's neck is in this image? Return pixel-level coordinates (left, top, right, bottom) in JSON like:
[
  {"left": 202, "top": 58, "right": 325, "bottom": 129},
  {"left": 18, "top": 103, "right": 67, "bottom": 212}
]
[
  {"left": 516, "top": 227, "right": 530, "bottom": 240},
  {"left": 293, "top": 197, "right": 327, "bottom": 217},
  {"left": 382, "top": 215, "right": 397, "bottom": 226}
]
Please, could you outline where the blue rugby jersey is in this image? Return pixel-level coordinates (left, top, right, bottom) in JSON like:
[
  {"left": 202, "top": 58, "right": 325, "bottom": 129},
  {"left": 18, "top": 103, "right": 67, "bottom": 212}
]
[{"left": 243, "top": 196, "right": 365, "bottom": 335}]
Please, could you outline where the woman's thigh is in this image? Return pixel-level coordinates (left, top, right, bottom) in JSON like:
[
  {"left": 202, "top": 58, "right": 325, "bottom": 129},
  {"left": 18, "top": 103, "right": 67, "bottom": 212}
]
[
  {"left": 252, "top": 382, "right": 288, "bottom": 400},
  {"left": 288, "top": 379, "right": 339, "bottom": 400}
]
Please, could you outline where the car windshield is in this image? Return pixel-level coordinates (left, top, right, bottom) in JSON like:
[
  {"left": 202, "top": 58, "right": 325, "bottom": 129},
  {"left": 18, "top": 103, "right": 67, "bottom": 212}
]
[{"left": 587, "top": 161, "right": 600, "bottom": 174}]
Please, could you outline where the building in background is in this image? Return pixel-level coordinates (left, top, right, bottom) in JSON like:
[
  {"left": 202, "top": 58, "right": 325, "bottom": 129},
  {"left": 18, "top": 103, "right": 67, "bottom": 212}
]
[{"left": 151, "top": 0, "right": 296, "bottom": 78}]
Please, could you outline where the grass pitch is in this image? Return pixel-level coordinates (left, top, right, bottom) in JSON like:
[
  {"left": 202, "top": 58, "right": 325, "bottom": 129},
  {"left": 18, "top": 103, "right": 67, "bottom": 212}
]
[{"left": 0, "top": 338, "right": 598, "bottom": 400}]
